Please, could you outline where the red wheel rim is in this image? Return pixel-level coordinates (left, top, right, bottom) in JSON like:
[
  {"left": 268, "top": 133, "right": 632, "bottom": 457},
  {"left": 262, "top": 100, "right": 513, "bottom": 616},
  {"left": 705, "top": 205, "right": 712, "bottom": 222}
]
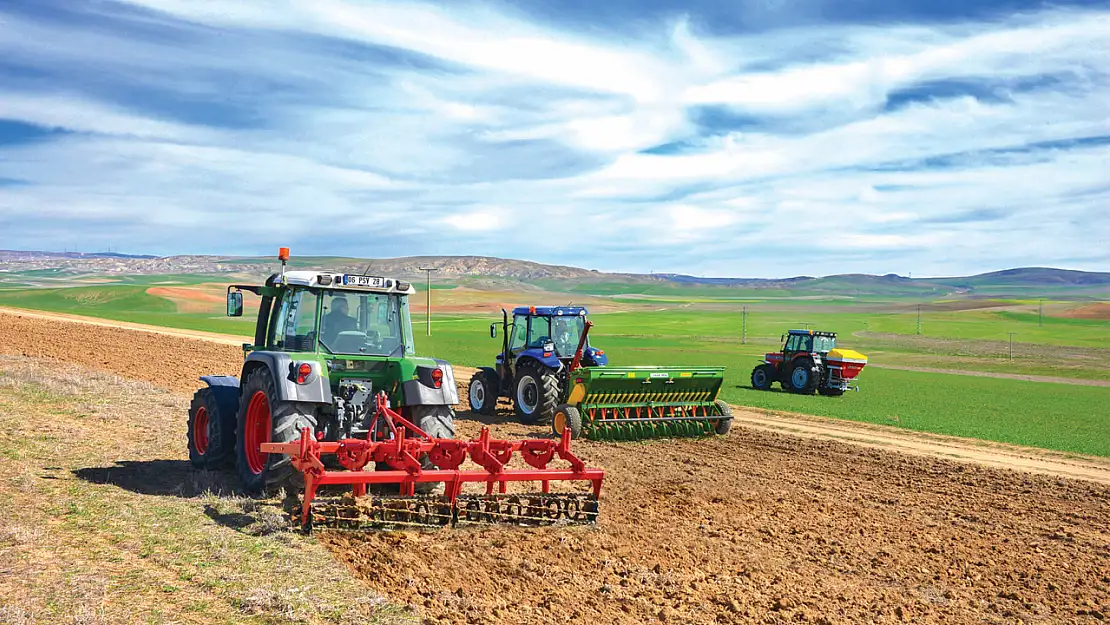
[
  {"left": 244, "top": 390, "right": 271, "bottom": 475},
  {"left": 193, "top": 406, "right": 209, "bottom": 455}
]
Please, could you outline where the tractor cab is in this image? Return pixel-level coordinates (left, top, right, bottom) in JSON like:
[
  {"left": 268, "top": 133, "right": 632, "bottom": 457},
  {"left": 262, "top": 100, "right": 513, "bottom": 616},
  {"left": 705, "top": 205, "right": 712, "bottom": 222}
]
[
  {"left": 781, "top": 329, "right": 837, "bottom": 357},
  {"left": 494, "top": 306, "right": 608, "bottom": 372}
]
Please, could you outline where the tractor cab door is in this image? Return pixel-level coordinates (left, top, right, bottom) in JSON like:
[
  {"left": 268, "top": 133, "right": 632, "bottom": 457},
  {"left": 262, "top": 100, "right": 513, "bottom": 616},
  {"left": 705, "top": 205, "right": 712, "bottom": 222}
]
[
  {"left": 503, "top": 314, "right": 530, "bottom": 378},
  {"left": 783, "top": 333, "right": 813, "bottom": 364}
]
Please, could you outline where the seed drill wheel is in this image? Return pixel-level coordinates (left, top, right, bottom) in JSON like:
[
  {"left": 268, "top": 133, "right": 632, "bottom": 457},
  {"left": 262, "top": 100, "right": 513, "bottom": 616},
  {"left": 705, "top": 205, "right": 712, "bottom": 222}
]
[
  {"left": 235, "top": 368, "right": 317, "bottom": 495},
  {"left": 552, "top": 404, "right": 583, "bottom": 439},
  {"left": 188, "top": 388, "right": 235, "bottom": 468},
  {"left": 712, "top": 399, "right": 733, "bottom": 435}
]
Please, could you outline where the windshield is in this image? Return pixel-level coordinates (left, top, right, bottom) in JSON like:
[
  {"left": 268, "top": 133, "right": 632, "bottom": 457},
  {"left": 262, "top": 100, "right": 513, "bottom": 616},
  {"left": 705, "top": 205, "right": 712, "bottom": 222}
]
[
  {"left": 318, "top": 290, "right": 407, "bottom": 356},
  {"left": 525, "top": 315, "right": 586, "bottom": 357}
]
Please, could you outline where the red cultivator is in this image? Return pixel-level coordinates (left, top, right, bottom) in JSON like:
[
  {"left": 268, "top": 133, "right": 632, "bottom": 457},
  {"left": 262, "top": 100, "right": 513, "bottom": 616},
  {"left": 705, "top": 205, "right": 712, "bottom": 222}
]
[{"left": 261, "top": 393, "right": 604, "bottom": 531}]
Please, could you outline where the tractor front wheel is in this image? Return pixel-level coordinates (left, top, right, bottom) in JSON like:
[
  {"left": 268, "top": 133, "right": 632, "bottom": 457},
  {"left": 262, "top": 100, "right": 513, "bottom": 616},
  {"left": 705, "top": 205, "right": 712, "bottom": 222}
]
[
  {"left": 468, "top": 369, "right": 498, "bottom": 416},
  {"left": 552, "top": 404, "right": 583, "bottom": 440},
  {"left": 513, "top": 363, "right": 560, "bottom": 425},
  {"left": 188, "top": 387, "right": 235, "bottom": 469},
  {"left": 788, "top": 359, "right": 820, "bottom": 395},
  {"left": 235, "top": 368, "right": 317, "bottom": 495},
  {"left": 750, "top": 364, "right": 775, "bottom": 391}
]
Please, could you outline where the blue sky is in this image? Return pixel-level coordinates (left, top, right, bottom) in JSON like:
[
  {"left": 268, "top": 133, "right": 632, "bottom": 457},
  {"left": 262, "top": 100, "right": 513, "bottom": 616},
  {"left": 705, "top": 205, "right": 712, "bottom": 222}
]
[{"left": 0, "top": 0, "right": 1107, "bottom": 278}]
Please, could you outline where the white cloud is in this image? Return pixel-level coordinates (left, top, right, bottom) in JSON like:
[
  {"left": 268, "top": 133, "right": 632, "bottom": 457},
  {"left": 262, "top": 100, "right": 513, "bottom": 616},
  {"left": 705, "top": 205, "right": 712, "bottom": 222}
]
[{"left": 0, "top": 1, "right": 1107, "bottom": 276}]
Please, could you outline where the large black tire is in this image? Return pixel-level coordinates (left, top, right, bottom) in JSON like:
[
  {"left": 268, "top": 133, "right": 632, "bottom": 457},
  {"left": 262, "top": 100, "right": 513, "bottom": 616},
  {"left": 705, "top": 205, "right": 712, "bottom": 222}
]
[
  {"left": 787, "top": 358, "right": 820, "bottom": 395},
  {"left": 819, "top": 387, "right": 845, "bottom": 397},
  {"left": 551, "top": 404, "right": 583, "bottom": 439},
  {"left": 410, "top": 405, "right": 456, "bottom": 494},
  {"left": 712, "top": 399, "right": 733, "bottom": 435},
  {"left": 235, "top": 368, "right": 317, "bottom": 495},
  {"left": 513, "top": 362, "right": 560, "bottom": 425},
  {"left": 187, "top": 387, "right": 235, "bottom": 469},
  {"left": 750, "top": 364, "right": 775, "bottom": 391},
  {"left": 468, "top": 369, "right": 498, "bottom": 416}
]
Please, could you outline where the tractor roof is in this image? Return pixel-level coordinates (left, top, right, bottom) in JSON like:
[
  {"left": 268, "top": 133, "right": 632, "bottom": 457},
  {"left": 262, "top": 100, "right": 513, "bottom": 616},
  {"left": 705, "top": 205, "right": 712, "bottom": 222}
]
[
  {"left": 273, "top": 271, "right": 416, "bottom": 295},
  {"left": 788, "top": 329, "right": 837, "bottom": 337},
  {"left": 512, "top": 306, "right": 588, "bottom": 317}
]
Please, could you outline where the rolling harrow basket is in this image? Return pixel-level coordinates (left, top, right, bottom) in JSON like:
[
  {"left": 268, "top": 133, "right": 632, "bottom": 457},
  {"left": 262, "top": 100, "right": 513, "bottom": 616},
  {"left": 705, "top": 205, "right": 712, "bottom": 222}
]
[{"left": 261, "top": 392, "right": 605, "bottom": 531}]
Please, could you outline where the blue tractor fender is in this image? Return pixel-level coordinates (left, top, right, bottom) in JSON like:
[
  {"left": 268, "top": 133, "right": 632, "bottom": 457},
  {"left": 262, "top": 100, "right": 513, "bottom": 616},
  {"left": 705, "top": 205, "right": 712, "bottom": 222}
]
[
  {"left": 516, "top": 348, "right": 563, "bottom": 372},
  {"left": 199, "top": 375, "right": 241, "bottom": 422},
  {"left": 583, "top": 347, "right": 609, "bottom": 367}
]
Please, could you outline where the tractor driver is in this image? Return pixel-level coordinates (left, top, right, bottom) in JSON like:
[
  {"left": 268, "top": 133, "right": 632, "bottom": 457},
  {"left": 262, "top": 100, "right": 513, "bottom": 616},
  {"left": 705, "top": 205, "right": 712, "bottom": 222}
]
[{"left": 322, "top": 295, "right": 357, "bottom": 345}]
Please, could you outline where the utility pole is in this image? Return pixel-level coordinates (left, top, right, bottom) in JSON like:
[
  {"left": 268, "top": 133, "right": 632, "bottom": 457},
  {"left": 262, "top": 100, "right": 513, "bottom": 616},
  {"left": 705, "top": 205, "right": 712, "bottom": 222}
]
[
  {"left": 418, "top": 267, "right": 438, "bottom": 336},
  {"left": 917, "top": 304, "right": 923, "bottom": 335},
  {"left": 1039, "top": 299, "right": 1044, "bottom": 327},
  {"left": 741, "top": 306, "right": 747, "bottom": 345},
  {"left": 1008, "top": 332, "right": 1015, "bottom": 362}
]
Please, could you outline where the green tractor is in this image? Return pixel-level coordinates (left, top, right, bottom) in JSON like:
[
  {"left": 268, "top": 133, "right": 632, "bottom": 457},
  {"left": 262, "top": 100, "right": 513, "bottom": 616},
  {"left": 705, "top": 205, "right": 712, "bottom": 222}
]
[{"left": 187, "top": 249, "right": 458, "bottom": 494}]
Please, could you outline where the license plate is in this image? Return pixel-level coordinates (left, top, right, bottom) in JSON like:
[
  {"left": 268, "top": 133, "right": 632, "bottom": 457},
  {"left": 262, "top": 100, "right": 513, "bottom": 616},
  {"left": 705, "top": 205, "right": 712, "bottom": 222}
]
[{"left": 342, "top": 275, "right": 387, "bottom": 288}]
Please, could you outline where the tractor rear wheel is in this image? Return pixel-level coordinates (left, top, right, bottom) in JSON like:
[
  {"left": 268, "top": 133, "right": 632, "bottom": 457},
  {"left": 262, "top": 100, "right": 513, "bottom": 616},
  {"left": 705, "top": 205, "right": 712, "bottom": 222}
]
[
  {"left": 468, "top": 369, "right": 498, "bottom": 416},
  {"left": 188, "top": 387, "right": 235, "bottom": 469},
  {"left": 552, "top": 404, "right": 583, "bottom": 439},
  {"left": 712, "top": 399, "right": 733, "bottom": 435},
  {"left": 787, "top": 359, "right": 820, "bottom": 395},
  {"left": 235, "top": 368, "right": 318, "bottom": 495},
  {"left": 750, "top": 364, "right": 775, "bottom": 391},
  {"left": 513, "top": 362, "right": 560, "bottom": 425}
]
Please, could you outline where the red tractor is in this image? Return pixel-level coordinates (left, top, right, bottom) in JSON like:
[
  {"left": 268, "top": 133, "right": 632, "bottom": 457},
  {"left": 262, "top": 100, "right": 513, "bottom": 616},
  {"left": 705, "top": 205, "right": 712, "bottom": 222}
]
[{"left": 750, "top": 330, "right": 867, "bottom": 396}]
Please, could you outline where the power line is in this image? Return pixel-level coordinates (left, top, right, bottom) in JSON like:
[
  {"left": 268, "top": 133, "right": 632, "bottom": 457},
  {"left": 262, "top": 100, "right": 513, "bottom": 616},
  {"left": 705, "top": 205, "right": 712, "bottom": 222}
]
[{"left": 417, "top": 268, "right": 437, "bottom": 337}]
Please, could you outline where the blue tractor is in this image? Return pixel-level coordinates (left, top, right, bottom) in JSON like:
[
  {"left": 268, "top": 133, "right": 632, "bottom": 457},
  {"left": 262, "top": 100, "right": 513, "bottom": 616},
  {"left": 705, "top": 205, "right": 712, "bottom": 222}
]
[{"left": 467, "top": 306, "right": 608, "bottom": 424}]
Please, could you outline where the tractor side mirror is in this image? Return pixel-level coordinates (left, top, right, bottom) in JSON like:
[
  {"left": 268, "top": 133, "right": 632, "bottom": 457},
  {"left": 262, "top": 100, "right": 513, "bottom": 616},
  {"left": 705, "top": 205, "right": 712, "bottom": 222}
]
[
  {"left": 227, "top": 291, "right": 244, "bottom": 317},
  {"left": 490, "top": 323, "right": 498, "bottom": 338}
]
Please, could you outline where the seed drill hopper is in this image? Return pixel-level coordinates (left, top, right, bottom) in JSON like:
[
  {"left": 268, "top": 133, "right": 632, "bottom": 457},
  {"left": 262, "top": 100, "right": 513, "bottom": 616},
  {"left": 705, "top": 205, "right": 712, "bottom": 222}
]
[
  {"left": 469, "top": 308, "right": 733, "bottom": 441},
  {"left": 262, "top": 392, "right": 604, "bottom": 531}
]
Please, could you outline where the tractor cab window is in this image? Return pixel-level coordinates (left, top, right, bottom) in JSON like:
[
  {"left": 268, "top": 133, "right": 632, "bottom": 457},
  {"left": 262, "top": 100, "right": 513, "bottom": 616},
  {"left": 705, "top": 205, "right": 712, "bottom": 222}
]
[
  {"left": 319, "top": 291, "right": 406, "bottom": 356},
  {"left": 549, "top": 315, "right": 585, "bottom": 357},
  {"left": 509, "top": 315, "right": 529, "bottom": 351},
  {"left": 785, "top": 334, "right": 812, "bottom": 352},
  {"left": 270, "top": 289, "right": 319, "bottom": 351}
]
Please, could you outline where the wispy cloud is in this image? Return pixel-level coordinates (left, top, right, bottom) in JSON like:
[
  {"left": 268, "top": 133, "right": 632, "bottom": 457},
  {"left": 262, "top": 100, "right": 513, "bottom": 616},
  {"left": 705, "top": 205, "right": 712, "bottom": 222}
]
[{"left": 0, "top": 0, "right": 1107, "bottom": 277}]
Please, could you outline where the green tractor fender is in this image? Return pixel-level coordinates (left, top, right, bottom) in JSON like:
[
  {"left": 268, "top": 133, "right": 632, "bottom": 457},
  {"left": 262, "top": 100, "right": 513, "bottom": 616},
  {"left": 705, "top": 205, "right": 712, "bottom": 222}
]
[{"left": 399, "top": 357, "right": 460, "bottom": 407}]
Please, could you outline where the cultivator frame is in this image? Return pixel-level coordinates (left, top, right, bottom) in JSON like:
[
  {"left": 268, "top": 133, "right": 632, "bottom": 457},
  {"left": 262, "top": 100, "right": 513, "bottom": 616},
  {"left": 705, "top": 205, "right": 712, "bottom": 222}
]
[{"left": 261, "top": 392, "right": 604, "bottom": 531}]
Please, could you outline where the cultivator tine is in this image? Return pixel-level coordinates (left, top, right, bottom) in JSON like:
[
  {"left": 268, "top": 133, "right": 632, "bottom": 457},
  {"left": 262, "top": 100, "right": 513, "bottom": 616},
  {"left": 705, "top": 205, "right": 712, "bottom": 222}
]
[{"left": 260, "top": 392, "right": 605, "bottom": 532}]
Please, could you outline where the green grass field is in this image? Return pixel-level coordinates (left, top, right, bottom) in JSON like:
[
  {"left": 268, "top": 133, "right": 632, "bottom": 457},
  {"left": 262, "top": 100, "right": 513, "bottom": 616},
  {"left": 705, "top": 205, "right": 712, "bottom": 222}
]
[{"left": 1, "top": 279, "right": 1107, "bottom": 457}]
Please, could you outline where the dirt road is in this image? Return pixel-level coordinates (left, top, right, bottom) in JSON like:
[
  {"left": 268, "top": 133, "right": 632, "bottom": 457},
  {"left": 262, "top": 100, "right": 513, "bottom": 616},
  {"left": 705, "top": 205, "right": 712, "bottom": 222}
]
[{"left": 1, "top": 310, "right": 1109, "bottom": 623}]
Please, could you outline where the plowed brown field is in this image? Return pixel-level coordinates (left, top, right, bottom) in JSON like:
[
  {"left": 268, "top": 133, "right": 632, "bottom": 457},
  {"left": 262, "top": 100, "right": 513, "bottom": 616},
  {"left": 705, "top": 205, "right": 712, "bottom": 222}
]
[{"left": 1, "top": 310, "right": 1109, "bottom": 624}]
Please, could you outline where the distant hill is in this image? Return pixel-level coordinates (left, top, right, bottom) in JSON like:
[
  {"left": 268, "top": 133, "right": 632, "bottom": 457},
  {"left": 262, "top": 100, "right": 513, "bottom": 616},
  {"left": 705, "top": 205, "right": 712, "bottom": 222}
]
[
  {"left": 932, "top": 267, "right": 1110, "bottom": 288},
  {"left": 2, "top": 250, "right": 1108, "bottom": 296}
]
